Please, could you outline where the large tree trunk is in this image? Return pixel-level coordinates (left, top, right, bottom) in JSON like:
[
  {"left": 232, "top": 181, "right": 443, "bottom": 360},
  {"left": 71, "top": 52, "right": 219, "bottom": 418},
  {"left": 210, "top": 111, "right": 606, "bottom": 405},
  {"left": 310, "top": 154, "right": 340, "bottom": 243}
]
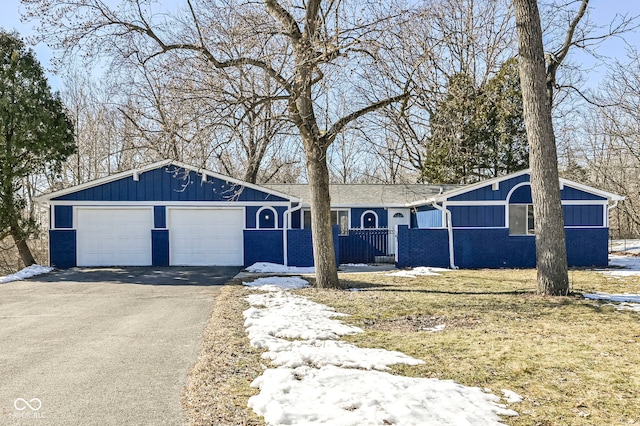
[
  {"left": 513, "top": 0, "right": 569, "bottom": 295},
  {"left": 304, "top": 140, "right": 340, "bottom": 289},
  {"left": 10, "top": 224, "right": 36, "bottom": 267}
]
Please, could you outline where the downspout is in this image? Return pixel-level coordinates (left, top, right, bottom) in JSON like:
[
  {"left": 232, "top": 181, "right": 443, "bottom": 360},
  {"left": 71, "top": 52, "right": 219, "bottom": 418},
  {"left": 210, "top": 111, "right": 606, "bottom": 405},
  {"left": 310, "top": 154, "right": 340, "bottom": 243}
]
[
  {"left": 431, "top": 201, "right": 457, "bottom": 269},
  {"left": 283, "top": 201, "right": 303, "bottom": 266}
]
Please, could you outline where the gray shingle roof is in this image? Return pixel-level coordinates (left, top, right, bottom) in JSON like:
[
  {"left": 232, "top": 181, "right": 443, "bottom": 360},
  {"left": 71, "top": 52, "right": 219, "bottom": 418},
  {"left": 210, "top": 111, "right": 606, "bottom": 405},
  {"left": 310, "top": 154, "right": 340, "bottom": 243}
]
[{"left": 264, "top": 184, "right": 462, "bottom": 205}]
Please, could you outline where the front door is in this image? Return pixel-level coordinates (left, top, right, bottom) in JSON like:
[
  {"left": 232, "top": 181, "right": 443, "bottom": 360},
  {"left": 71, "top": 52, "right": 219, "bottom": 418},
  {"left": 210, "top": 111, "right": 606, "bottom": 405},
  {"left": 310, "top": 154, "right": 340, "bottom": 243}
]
[{"left": 387, "top": 208, "right": 411, "bottom": 256}]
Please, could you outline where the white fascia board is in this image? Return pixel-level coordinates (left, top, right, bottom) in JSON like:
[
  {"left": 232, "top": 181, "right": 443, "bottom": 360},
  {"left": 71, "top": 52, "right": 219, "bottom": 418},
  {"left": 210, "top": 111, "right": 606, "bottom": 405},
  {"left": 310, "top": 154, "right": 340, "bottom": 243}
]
[
  {"left": 558, "top": 178, "right": 625, "bottom": 201},
  {"left": 34, "top": 159, "right": 300, "bottom": 203}
]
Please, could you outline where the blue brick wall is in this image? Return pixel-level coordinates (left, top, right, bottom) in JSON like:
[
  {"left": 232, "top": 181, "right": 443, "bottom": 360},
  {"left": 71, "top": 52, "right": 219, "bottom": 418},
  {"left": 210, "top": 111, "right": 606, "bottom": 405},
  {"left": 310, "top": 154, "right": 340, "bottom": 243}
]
[
  {"left": 244, "top": 230, "right": 284, "bottom": 266},
  {"left": 396, "top": 226, "right": 449, "bottom": 268},
  {"left": 287, "top": 226, "right": 340, "bottom": 267},
  {"left": 152, "top": 230, "right": 169, "bottom": 266},
  {"left": 54, "top": 205, "right": 73, "bottom": 228},
  {"left": 50, "top": 230, "right": 76, "bottom": 268},
  {"left": 397, "top": 227, "right": 608, "bottom": 268},
  {"left": 566, "top": 228, "right": 608, "bottom": 267}
]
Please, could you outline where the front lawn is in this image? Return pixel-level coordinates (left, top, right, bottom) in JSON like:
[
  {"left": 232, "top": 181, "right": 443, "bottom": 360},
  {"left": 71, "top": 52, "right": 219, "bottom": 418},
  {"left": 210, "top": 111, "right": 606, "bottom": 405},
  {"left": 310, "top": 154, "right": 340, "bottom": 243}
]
[{"left": 304, "top": 269, "right": 640, "bottom": 425}]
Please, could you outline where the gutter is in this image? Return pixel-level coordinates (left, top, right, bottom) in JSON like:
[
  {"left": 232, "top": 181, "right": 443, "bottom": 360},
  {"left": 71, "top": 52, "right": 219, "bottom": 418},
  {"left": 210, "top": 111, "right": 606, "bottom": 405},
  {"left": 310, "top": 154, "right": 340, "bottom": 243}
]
[
  {"left": 283, "top": 201, "right": 304, "bottom": 266},
  {"left": 431, "top": 201, "right": 457, "bottom": 269}
]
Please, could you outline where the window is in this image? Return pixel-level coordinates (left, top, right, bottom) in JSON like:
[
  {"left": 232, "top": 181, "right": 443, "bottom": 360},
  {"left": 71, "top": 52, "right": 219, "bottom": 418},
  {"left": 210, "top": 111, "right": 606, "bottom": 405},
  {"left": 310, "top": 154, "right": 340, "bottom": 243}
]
[
  {"left": 509, "top": 204, "right": 535, "bottom": 235},
  {"left": 393, "top": 212, "right": 404, "bottom": 218},
  {"left": 303, "top": 209, "right": 349, "bottom": 235}
]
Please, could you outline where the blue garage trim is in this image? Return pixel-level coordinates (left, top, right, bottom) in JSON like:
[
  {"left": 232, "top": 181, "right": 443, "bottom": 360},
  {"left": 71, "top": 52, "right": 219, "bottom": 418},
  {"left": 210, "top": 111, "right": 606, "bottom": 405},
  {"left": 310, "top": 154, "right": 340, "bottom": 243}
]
[
  {"left": 244, "top": 230, "right": 284, "bottom": 266},
  {"left": 151, "top": 230, "right": 170, "bottom": 266},
  {"left": 154, "top": 206, "right": 166, "bottom": 228},
  {"left": 450, "top": 205, "right": 504, "bottom": 228},
  {"left": 54, "top": 205, "right": 73, "bottom": 229},
  {"left": 563, "top": 205, "right": 604, "bottom": 227},
  {"left": 50, "top": 230, "right": 76, "bottom": 268},
  {"left": 52, "top": 166, "right": 288, "bottom": 202}
]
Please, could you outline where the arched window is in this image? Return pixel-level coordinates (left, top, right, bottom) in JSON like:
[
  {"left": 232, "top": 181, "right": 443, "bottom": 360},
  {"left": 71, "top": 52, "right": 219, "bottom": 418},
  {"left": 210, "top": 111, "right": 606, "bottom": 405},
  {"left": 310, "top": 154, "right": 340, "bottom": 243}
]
[
  {"left": 393, "top": 212, "right": 404, "bottom": 218},
  {"left": 257, "top": 207, "right": 278, "bottom": 229},
  {"left": 361, "top": 210, "right": 378, "bottom": 229},
  {"left": 506, "top": 183, "right": 534, "bottom": 235}
]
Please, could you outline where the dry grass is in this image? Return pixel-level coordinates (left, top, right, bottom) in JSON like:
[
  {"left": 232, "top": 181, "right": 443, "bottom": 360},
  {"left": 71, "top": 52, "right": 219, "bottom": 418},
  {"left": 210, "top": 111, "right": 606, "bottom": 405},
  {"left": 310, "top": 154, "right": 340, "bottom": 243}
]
[
  {"left": 183, "top": 269, "right": 640, "bottom": 425},
  {"left": 182, "top": 281, "right": 265, "bottom": 426},
  {"left": 303, "top": 269, "right": 640, "bottom": 426}
]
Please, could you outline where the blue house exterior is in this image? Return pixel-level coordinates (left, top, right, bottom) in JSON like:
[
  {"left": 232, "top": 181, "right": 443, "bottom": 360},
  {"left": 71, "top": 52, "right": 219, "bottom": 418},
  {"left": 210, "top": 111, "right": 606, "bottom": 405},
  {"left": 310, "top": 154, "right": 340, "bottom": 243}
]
[{"left": 36, "top": 161, "right": 622, "bottom": 270}]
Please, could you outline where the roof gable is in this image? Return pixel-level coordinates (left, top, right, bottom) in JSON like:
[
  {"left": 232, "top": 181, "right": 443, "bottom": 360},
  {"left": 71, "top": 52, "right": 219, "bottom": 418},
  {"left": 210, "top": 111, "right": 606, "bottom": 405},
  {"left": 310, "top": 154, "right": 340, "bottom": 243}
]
[{"left": 37, "top": 160, "right": 294, "bottom": 203}]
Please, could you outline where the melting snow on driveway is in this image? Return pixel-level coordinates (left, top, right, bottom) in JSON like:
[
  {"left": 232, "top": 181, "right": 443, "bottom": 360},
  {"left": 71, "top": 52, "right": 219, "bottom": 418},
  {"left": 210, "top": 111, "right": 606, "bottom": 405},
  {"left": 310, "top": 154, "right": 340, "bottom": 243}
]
[
  {"left": 0, "top": 264, "right": 53, "bottom": 283},
  {"left": 243, "top": 276, "right": 519, "bottom": 425}
]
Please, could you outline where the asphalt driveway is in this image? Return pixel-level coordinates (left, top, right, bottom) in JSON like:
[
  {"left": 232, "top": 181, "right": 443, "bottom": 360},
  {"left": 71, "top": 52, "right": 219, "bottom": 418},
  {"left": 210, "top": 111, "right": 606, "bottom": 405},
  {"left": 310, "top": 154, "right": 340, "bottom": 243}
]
[{"left": 0, "top": 266, "right": 241, "bottom": 425}]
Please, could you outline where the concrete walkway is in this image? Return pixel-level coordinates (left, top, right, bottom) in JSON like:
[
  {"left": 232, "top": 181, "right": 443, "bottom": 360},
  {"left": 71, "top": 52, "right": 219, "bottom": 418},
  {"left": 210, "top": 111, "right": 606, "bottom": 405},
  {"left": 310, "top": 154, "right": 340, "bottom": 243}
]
[{"left": 0, "top": 267, "right": 239, "bottom": 425}]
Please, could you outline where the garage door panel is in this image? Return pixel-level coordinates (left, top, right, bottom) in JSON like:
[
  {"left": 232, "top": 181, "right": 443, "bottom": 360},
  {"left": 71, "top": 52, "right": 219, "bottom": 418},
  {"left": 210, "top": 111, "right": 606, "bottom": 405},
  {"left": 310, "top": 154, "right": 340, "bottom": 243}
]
[
  {"left": 169, "top": 208, "right": 243, "bottom": 266},
  {"left": 76, "top": 208, "right": 152, "bottom": 266}
]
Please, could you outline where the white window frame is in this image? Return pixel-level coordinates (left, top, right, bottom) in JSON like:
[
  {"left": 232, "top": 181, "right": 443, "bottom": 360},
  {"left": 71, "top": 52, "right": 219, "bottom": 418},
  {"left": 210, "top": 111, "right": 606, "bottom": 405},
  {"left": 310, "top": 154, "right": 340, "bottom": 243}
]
[
  {"left": 302, "top": 209, "right": 350, "bottom": 235},
  {"left": 360, "top": 210, "right": 379, "bottom": 229}
]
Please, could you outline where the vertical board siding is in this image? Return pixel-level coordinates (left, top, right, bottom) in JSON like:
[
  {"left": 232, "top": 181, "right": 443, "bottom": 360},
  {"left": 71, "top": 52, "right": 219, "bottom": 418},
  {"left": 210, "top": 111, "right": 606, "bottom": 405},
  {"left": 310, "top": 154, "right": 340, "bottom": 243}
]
[
  {"left": 448, "top": 174, "right": 530, "bottom": 201},
  {"left": 561, "top": 186, "right": 607, "bottom": 201},
  {"left": 154, "top": 206, "right": 166, "bottom": 228},
  {"left": 52, "top": 166, "right": 289, "bottom": 202},
  {"left": 563, "top": 205, "right": 604, "bottom": 227},
  {"left": 50, "top": 230, "right": 77, "bottom": 268},
  {"left": 54, "top": 205, "right": 73, "bottom": 228},
  {"left": 151, "top": 230, "right": 170, "bottom": 266},
  {"left": 244, "top": 230, "right": 284, "bottom": 266},
  {"left": 449, "top": 205, "right": 505, "bottom": 227}
]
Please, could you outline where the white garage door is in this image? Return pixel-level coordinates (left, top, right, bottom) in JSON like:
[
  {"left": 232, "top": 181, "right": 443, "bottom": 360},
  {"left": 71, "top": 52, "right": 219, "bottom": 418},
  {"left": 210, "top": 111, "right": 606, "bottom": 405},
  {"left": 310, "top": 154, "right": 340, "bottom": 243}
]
[
  {"left": 169, "top": 208, "right": 244, "bottom": 266},
  {"left": 76, "top": 208, "right": 153, "bottom": 266}
]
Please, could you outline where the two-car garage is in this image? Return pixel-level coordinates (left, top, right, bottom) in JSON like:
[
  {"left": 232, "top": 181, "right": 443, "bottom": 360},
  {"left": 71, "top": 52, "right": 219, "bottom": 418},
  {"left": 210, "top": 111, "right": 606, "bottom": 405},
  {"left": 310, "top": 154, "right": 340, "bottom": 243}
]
[{"left": 74, "top": 207, "right": 244, "bottom": 267}]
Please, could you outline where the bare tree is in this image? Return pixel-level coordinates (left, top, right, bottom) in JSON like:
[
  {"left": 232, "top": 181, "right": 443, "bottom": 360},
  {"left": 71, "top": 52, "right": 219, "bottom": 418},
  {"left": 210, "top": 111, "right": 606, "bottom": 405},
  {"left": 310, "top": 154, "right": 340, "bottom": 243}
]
[{"left": 24, "top": 0, "right": 411, "bottom": 288}]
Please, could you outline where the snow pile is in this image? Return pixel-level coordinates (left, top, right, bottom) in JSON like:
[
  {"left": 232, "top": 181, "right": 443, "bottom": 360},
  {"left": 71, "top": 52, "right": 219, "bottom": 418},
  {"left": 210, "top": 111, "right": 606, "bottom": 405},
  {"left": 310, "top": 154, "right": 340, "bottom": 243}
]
[
  {"left": 0, "top": 265, "right": 53, "bottom": 283},
  {"left": 584, "top": 292, "right": 640, "bottom": 313},
  {"left": 243, "top": 276, "right": 309, "bottom": 290},
  {"left": 386, "top": 266, "right": 451, "bottom": 278},
  {"left": 244, "top": 282, "right": 519, "bottom": 425},
  {"left": 245, "top": 262, "right": 315, "bottom": 274},
  {"left": 598, "top": 256, "right": 640, "bottom": 277}
]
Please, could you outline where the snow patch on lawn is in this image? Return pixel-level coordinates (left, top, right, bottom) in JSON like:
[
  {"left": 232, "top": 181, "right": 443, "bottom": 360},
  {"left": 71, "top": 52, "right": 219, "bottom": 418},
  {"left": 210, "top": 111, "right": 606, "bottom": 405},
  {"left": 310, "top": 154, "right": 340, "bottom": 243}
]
[
  {"left": 584, "top": 292, "right": 640, "bottom": 313},
  {"left": 0, "top": 265, "right": 53, "bottom": 283},
  {"left": 245, "top": 262, "right": 315, "bottom": 274},
  {"left": 386, "top": 266, "right": 451, "bottom": 278},
  {"left": 598, "top": 256, "right": 640, "bottom": 277},
  {"left": 249, "top": 365, "right": 518, "bottom": 426},
  {"left": 502, "top": 389, "right": 523, "bottom": 404},
  {"left": 244, "top": 281, "right": 518, "bottom": 425},
  {"left": 243, "top": 276, "right": 309, "bottom": 290}
]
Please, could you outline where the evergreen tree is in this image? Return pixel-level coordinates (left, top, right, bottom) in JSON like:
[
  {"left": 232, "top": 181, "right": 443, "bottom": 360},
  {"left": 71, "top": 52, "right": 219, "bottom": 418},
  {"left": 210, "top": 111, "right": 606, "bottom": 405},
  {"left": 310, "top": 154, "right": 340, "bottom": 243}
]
[
  {"left": 422, "top": 59, "right": 528, "bottom": 184},
  {"left": 0, "top": 30, "right": 75, "bottom": 267}
]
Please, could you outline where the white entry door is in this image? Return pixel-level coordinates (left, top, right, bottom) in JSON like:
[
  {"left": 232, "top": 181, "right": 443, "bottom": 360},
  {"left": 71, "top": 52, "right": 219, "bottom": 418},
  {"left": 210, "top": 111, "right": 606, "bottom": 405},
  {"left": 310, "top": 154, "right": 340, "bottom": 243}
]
[
  {"left": 387, "top": 208, "right": 411, "bottom": 256},
  {"left": 76, "top": 208, "right": 153, "bottom": 266},
  {"left": 168, "top": 208, "right": 244, "bottom": 266}
]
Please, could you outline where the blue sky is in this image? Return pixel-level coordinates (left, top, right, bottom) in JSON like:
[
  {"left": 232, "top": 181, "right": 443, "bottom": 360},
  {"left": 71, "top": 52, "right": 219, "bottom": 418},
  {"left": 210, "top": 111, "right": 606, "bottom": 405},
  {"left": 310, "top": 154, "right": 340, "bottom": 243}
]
[{"left": 1, "top": 0, "right": 639, "bottom": 91}]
